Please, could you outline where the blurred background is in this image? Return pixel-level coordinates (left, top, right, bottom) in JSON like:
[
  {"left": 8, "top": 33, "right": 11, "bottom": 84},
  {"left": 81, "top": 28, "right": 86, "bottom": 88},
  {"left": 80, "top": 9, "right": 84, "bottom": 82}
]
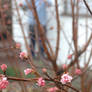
[
  {"left": 13, "top": 0, "right": 92, "bottom": 67},
  {"left": 0, "top": 0, "right": 92, "bottom": 92}
]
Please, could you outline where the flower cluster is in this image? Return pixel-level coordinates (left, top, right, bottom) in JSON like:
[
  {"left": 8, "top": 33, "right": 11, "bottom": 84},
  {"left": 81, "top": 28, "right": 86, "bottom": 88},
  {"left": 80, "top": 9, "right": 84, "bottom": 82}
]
[
  {"left": 60, "top": 73, "right": 72, "bottom": 84},
  {"left": 0, "top": 76, "right": 9, "bottom": 90},
  {"left": 37, "top": 77, "right": 45, "bottom": 87},
  {"left": 19, "top": 52, "right": 28, "bottom": 59},
  {"left": 0, "top": 64, "right": 7, "bottom": 72},
  {"left": 75, "top": 68, "right": 82, "bottom": 75}
]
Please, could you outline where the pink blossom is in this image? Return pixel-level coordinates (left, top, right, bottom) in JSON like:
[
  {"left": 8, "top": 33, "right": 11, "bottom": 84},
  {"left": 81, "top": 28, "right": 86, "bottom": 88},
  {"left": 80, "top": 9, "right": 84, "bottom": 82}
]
[
  {"left": 67, "top": 54, "right": 72, "bottom": 59},
  {"left": 16, "top": 43, "right": 21, "bottom": 49},
  {"left": 62, "top": 64, "right": 67, "bottom": 69},
  {"left": 24, "top": 68, "right": 34, "bottom": 75},
  {"left": 48, "top": 87, "right": 58, "bottom": 92},
  {"left": 0, "top": 77, "right": 9, "bottom": 90},
  {"left": 42, "top": 68, "right": 47, "bottom": 73},
  {"left": 60, "top": 73, "right": 72, "bottom": 84},
  {"left": 75, "top": 69, "right": 82, "bottom": 75},
  {"left": 0, "top": 64, "right": 7, "bottom": 72},
  {"left": 37, "top": 77, "right": 45, "bottom": 87},
  {"left": 19, "top": 52, "right": 28, "bottom": 59}
]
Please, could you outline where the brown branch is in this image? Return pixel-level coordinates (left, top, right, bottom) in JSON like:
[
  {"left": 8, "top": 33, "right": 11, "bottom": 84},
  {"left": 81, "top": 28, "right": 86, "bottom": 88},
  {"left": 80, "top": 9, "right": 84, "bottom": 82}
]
[
  {"left": 54, "top": 80, "right": 79, "bottom": 92},
  {"left": 14, "top": 0, "right": 30, "bottom": 55},
  {"left": 30, "top": 0, "right": 58, "bottom": 72},
  {"left": 25, "top": 0, "right": 55, "bottom": 59},
  {"left": 84, "top": 47, "right": 92, "bottom": 69},
  {"left": 57, "top": 30, "right": 92, "bottom": 75},
  {"left": 64, "top": 84, "right": 79, "bottom": 92},
  {"left": 87, "top": 79, "right": 92, "bottom": 92},
  {"left": 7, "top": 76, "right": 38, "bottom": 82},
  {"left": 14, "top": 0, "right": 42, "bottom": 77},
  {"left": 7, "top": 73, "right": 79, "bottom": 92},
  {"left": 7, "top": 76, "right": 51, "bottom": 82},
  {"left": 55, "top": 0, "right": 61, "bottom": 60},
  {"left": 30, "top": 0, "right": 52, "bottom": 60},
  {"left": 67, "top": 32, "right": 92, "bottom": 70},
  {"left": 71, "top": 0, "right": 79, "bottom": 68},
  {"left": 71, "top": 0, "right": 78, "bottom": 53},
  {"left": 81, "top": 74, "right": 86, "bottom": 92},
  {"left": 83, "top": 0, "right": 92, "bottom": 15}
]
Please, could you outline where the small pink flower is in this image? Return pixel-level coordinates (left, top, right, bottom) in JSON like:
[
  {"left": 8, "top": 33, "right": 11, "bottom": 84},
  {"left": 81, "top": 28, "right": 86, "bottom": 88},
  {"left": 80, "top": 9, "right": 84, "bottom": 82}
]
[
  {"left": 0, "top": 64, "right": 7, "bottom": 72},
  {"left": 16, "top": 43, "right": 21, "bottom": 49},
  {"left": 62, "top": 64, "right": 67, "bottom": 69},
  {"left": 75, "top": 69, "right": 82, "bottom": 75},
  {"left": 42, "top": 68, "right": 47, "bottom": 73},
  {"left": 67, "top": 54, "right": 72, "bottom": 59},
  {"left": 37, "top": 77, "right": 45, "bottom": 87},
  {"left": 60, "top": 73, "right": 72, "bottom": 84},
  {"left": 0, "top": 77, "right": 9, "bottom": 90},
  {"left": 24, "top": 68, "right": 34, "bottom": 75},
  {"left": 19, "top": 52, "right": 28, "bottom": 59},
  {"left": 48, "top": 87, "right": 58, "bottom": 92}
]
